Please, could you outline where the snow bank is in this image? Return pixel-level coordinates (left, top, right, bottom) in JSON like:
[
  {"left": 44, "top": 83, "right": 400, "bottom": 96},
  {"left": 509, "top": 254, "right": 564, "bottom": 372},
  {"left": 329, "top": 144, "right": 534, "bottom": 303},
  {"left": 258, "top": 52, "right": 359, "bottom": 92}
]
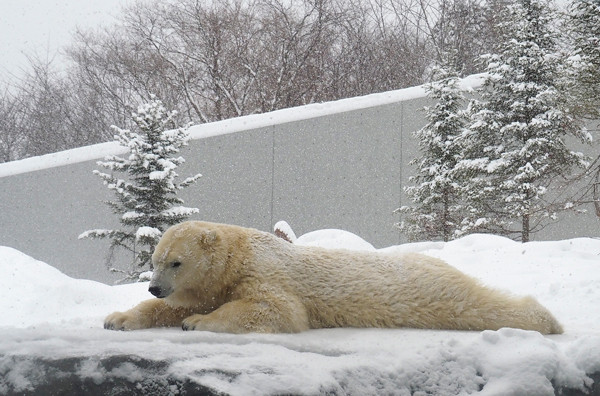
[
  {"left": 0, "top": 246, "right": 148, "bottom": 328},
  {"left": 296, "top": 228, "right": 376, "bottom": 251},
  {"left": 1, "top": 229, "right": 600, "bottom": 395}
]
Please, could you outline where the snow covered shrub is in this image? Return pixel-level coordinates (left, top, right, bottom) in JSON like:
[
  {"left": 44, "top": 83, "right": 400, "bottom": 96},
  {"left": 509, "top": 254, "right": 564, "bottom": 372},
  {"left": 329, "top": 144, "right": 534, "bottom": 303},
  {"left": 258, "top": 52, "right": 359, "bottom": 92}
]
[{"left": 80, "top": 98, "right": 201, "bottom": 281}]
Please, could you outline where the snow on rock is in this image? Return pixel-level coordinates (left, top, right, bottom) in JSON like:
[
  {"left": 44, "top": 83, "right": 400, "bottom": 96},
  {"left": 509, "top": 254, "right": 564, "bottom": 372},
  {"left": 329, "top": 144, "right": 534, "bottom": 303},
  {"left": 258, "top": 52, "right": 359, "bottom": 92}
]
[
  {"left": 1, "top": 231, "right": 600, "bottom": 395},
  {"left": 273, "top": 220, "right": 297, "bottom": 243},
  {"left": 468, "top": 328, "right": 590, "bottom": 395}
]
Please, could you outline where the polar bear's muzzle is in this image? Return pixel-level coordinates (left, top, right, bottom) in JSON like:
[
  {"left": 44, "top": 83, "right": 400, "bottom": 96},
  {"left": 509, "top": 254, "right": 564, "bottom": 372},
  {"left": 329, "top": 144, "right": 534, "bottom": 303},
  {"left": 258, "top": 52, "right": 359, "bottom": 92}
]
[
  {"left": 148, "top": 285, "right": 170, "bottom": 298},
  {"left": 148, "top": 278, "right": 174, "bottom": 298},
  {"left": 148, "top": 270, "right": 175, "bottom": 298}
]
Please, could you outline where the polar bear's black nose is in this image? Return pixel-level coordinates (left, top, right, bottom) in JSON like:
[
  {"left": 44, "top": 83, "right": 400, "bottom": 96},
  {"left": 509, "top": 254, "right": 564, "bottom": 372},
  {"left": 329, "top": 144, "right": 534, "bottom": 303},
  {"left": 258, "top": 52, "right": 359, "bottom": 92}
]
[{"left": 149, "top": 286, "right": 163, "bottom": 297}]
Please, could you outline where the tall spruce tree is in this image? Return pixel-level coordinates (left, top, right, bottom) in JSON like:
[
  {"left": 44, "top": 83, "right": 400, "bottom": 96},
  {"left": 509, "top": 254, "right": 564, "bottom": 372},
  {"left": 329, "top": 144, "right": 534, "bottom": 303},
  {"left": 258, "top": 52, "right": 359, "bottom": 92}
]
[
  {"left": 564, "top": 0, "right": 600, "bottom": 223},
  {"left": 567, "top": 0, "right": 600, "bottom": 120},
  {"left": 396, "top": 62, "right": 468, "bottom": 241},
  {"left": 80, "top": 98, "right": 201, "bottom": 280},
  {"left": 456, "top": 0, "right": 591, "bottom": 242}
]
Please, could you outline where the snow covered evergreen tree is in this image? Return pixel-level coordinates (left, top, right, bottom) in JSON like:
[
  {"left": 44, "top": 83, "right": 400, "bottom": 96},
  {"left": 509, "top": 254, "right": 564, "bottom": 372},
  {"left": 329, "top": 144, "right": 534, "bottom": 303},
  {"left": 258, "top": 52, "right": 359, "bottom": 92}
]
[
  {"left": 456, "top": 0, "right": 591, "bottom": 242},
  {"left": 567, "top": 0, "right": 600, "bottom": 119},
  {"left": 79, "top": 98, "right": 201, "bottom": 280},
  {"left": 396, "top": 61, "right": 468, "bottom": 241},
  {"left": 563, "top": 0, "right": 600, "bottom": 221}
]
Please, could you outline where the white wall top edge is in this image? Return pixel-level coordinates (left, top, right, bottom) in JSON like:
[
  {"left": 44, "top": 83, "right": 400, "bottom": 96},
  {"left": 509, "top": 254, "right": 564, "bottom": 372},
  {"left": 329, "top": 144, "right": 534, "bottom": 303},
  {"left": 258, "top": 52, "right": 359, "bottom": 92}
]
[{"left": 0, "top": 74, "right": 485, "bottom": 178}]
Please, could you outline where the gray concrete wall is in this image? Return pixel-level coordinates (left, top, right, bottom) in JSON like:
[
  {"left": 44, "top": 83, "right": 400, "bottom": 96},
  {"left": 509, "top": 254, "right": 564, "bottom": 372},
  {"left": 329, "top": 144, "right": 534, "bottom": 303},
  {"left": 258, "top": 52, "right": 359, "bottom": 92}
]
[{"left": 0, "top": 85, "right": 598, "bottom": 284}]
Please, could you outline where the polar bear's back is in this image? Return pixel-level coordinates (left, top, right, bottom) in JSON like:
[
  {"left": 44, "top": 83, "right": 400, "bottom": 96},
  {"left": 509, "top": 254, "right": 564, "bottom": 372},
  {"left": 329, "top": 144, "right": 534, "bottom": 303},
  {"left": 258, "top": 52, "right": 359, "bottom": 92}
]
[
  {"left": 211, "top": 223, "right": 562, "bottom": 334},
  {"left": 252, "top": 232, "right": 562, "bottom": 333},
  {"left": 254, "top": 234, "right": 437, "bottom": 328}
]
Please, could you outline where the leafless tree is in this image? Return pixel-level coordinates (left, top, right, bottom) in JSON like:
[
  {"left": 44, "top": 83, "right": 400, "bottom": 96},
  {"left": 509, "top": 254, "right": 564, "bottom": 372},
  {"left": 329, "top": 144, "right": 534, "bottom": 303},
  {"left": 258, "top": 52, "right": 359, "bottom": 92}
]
[
  {"left": 2, "top": 0, "right": 499, "bottom": 162},
  {"left": 15, "top": 56, "right": 73, "bottom": 157},
  {"left": 67, "top": 0, "right": 459, "bottom": 123},
  {"left": 0, "top": 87, "right": 27, "bottom": 163}
]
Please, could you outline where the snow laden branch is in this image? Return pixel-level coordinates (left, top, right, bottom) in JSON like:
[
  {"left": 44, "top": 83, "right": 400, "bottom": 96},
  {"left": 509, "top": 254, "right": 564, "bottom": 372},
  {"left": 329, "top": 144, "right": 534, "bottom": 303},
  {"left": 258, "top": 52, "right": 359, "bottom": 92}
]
[{"left": 80, "top": 98, "right": 201, "bottom": 281}]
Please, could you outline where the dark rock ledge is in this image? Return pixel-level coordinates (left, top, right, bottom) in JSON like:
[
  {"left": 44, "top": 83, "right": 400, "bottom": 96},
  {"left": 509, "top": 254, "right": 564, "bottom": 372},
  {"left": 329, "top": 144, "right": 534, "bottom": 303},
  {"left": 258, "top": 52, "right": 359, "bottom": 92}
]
[{"left": 1, "top": 354, "right": 599, "bottom": 396}]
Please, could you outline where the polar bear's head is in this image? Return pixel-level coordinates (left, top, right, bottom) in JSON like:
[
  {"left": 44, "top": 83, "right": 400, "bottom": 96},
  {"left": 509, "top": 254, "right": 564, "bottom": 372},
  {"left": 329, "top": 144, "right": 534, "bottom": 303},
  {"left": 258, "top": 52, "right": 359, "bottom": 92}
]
[{"left": 148, "top": 221, "right": 224, "bottom": 308}]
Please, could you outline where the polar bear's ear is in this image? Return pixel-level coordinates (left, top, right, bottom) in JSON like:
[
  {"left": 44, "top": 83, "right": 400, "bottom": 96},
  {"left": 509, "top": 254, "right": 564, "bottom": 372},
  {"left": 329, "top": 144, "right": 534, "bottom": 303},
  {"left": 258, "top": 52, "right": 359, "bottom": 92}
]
[{"left": 197, "top": 229, "right": 218, "bottom": 245}]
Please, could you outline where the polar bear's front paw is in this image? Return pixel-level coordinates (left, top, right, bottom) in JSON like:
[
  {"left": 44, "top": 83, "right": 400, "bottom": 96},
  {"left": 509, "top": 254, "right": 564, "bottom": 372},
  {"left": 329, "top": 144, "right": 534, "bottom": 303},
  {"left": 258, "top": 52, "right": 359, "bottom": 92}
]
[
  {"left": 104, "top": 311, "right": 145, "bottom": 331},
  {"left": 181, "top": 314, "right": 206, "bottom": 331}
]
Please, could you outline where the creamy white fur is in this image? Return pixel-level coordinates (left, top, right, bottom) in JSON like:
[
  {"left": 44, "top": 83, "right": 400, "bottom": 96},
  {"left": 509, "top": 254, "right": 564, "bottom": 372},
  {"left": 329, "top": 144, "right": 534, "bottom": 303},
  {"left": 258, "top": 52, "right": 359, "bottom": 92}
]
[{"left": 104, "top": 221, "right": 563, "bottom": 334}]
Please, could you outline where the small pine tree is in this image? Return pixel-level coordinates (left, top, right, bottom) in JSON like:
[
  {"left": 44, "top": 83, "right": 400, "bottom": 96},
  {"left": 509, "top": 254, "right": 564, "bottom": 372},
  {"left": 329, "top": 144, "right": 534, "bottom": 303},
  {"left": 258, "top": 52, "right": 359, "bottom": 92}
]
[
  {"left": 80, "top": 98, "right": 201, "bottom": 280},
  {"left": 456, "top": 0, "right": 591, "bottom": 242},
  {"left": 396, "top": 62, "right": 468, "bottom": 242}
]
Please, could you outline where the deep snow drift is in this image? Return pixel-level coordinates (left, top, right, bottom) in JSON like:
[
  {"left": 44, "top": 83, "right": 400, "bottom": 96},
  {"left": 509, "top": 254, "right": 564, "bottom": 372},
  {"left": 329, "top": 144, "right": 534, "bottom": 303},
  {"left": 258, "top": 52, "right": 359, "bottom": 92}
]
[{"left": 1, "top": 230, "right": 600, "bottom": 395}]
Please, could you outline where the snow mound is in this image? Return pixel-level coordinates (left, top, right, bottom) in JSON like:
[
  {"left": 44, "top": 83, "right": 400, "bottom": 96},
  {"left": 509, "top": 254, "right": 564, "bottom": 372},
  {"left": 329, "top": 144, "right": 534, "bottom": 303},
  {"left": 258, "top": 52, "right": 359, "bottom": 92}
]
[
  {"left": 0, "top": 246, "right": 148, "bottom": 329},
  {"left": 295, "top": 229, "right": 376, "bottom": 251}
]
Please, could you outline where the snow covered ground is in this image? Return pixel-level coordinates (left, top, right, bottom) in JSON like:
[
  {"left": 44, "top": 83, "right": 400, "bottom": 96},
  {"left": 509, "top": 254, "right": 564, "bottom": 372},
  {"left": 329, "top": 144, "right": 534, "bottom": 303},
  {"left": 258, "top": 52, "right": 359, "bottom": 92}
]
[{"left": 1, "top": 230, "right": 600, "bottom": 395}]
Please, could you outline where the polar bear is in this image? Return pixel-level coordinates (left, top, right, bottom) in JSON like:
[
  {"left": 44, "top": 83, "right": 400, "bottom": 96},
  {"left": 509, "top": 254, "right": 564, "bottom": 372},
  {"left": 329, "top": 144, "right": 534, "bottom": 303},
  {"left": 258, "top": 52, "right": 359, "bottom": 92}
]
[{"left": 104, "top": 221, "right": 563, "bottom": 334}]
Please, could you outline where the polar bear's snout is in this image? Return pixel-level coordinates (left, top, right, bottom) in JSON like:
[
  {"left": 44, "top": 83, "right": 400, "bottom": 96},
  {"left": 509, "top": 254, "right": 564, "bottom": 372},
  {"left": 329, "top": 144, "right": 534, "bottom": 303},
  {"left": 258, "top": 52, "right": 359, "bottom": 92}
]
[
  {"left": 149, "top": 285, "right": 166, "bottom": 298},
  {"left": 148, "top": 283, "right": 174, "bottom": 298},
  {"left": 148, "top": 274, "right": 174, "bottom": 298}
]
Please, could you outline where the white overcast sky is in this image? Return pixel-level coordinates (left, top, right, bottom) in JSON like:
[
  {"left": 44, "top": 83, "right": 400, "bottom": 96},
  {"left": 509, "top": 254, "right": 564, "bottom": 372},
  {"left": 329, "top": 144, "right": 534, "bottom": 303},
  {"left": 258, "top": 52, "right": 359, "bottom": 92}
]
[
  {"left": 0, "top": 0, "right": 135, "bottom": 81},
  {"left": 0, "top": 0, "right": 571, "bottom": 83}
]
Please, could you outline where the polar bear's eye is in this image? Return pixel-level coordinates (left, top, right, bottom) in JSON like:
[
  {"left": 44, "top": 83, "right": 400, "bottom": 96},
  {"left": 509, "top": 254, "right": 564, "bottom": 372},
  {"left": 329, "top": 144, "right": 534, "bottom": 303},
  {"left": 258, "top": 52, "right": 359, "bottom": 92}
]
[{"left": 172, "top": 261, "right": 182, "bottom": 268}]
